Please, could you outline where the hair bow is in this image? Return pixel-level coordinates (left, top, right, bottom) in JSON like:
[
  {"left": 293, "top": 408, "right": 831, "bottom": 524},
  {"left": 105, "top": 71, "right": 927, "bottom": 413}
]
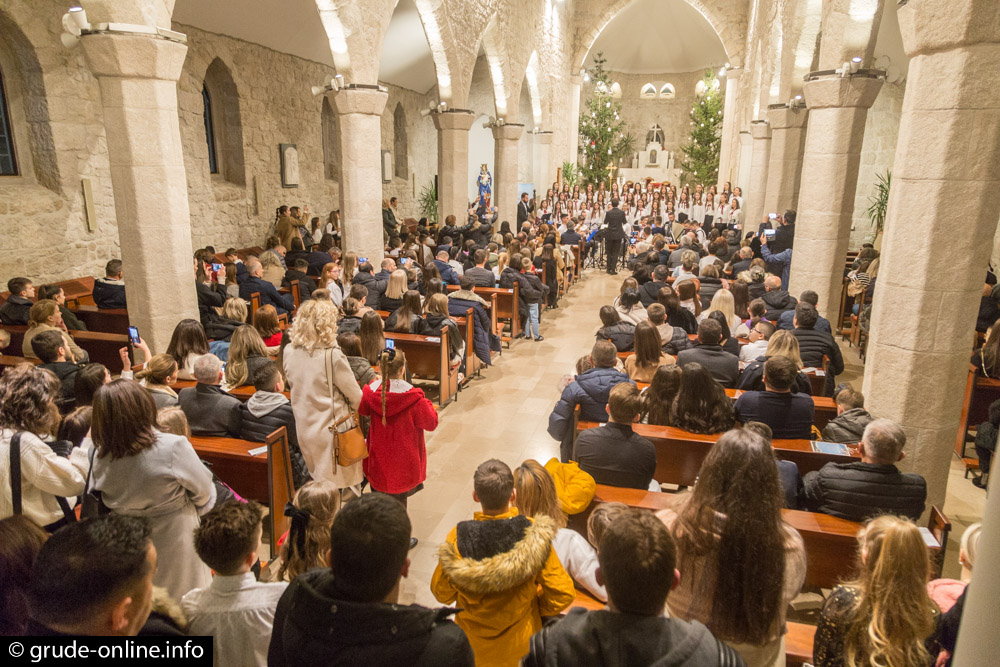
[
  {"left": 382, "top": 347, "right": 396, "bottom": 362},
  {"left": 283, "top": 502, "right": 312, "bottom": 556}
]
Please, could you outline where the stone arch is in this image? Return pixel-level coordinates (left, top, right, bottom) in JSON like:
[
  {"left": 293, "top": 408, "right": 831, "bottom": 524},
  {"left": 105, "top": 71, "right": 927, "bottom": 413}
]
[
  {"left": 523, "top": 51, "right": 544, "bottom": 128},
  {"left": 783, "top": 0, "right": 823, "bottom": 98},
  {"left": 479, "top": 15, "right": 512, "bottom": 119},
  {"left": 321, "top": 96, "right": 339, "bottom": 181},
  {"left": 202, "top": 57, "right": 245, "bottom": 186},
  {"left": 572, "top": 0, "right": 744, "bottom": 73},
  {"left": 0, "top": 9, "right": 58, "bottom": 190},
  {"left": 312, "top": 0, "right": 396, "bottom": 84},
  {"left": 392, "top": 102, "right": 407, "bottom": 179}
]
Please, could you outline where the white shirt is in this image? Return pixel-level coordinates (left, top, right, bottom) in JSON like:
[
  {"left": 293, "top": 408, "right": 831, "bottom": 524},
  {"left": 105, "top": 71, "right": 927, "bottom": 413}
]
[
  {"left": 552, "top": 528, "right": 607, "bottom": 602},
  {"left": 181, "top": 572, "right": 289, "bottom": 667},
  {"left": 0, "top": 429, "right": 88, "bottom": 527},
  {"left": 740, "top": 339, "right": 769, "bottom": 363}
]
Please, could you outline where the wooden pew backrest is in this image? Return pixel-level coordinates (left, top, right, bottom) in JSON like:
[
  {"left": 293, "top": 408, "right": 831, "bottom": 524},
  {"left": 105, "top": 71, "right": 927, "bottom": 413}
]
[{"left": 266, "top": 427, "right": 294, "bottom": 542}]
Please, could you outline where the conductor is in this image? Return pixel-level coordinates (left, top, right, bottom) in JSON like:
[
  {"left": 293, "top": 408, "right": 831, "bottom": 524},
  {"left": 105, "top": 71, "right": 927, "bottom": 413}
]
[{"left": 603, "top": 198, "right": 627, "bottom": 275}]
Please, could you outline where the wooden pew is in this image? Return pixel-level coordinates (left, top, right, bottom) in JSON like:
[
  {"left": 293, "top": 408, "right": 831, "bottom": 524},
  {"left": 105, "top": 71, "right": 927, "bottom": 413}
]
[
  {"left": 67, "top": 306, "right": 130, "bottom": 335},
  {"left": 2, "top": 325, "right": 129, "bottom": 369},
  {"left": 448, "top": 283, "right": 520, "bottom": 342},
  {"left": 377, "top": 306, "right": 477, "bottom": 383},
  {"left": 265, "top": 427, "right": 295, "bottom": 541},
  {"left": 384, "top": 329, "right": 458, "bottom": 407},
  {"left": 190, "top": 434, "right": 268, "bottom": 503},
  {"left": 955, "top": 366, "right": 1000, "bottom": 458},
  {"left": 575, "top": 420, "right": 860, "bottom": 484}
]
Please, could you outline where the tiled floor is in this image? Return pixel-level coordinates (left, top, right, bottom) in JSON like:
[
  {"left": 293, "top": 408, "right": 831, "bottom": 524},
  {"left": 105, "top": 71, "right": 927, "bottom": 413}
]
[{"left": 396, "top": 270, "right": 986, "bottom": 605}]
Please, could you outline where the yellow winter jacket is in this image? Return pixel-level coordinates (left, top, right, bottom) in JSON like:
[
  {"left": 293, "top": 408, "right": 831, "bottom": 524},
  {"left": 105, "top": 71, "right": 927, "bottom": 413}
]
[{"left": 431, "top": 509, "right": 575, "bottom": 667}]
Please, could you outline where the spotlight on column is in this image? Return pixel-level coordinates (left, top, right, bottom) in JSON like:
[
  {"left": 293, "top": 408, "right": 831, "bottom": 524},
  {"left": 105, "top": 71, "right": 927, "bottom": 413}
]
[
  {"left": 67, "top": 7, "right": 89, "bottom": 31},
  {"left": 850, "top": 57, "right": 862, "bottom": 74},
  {"left": 839, "top": 61, "right": 851, "bottom": 78},
  {"left": 60, "top": 7, "right": 89, "bottom": 48}
]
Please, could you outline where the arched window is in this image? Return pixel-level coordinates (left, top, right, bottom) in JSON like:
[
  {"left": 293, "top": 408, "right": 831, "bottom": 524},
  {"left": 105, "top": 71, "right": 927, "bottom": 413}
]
[
  {"left": 321, "top": 97, "right": 338, "bottom": 181},
  {"left": 609, "top": 82, "right": 623, "bottom": 99},
  {"left": 393, "top": 103, "right": 407, "bottom": 180},
  {"left": 640, "top": 83, "right": 657, "bottom": 99},
  {"left": 659, "top": 83, "right": 676, "bottom": 99},
  {"left": 202, "top": 86, "right": 218, "bottom": 175}
]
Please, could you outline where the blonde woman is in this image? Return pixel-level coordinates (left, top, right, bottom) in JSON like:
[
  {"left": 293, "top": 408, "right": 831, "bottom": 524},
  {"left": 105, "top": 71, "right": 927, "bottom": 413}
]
[
  {"left": 269, "top": 480, "right": 341, "bottom": 582},
  {"left": 813, "top": 515, "right": 939, "bottom": 667},
  {"left": 341, "top": 250, "right": 358, "bottom": 281},
  {"left": 134, "top": 353, "right": 180, "bottom": 409},
  {"left": 22, "top": 300, "right": 88, "bottom": 363},
  {"left": 318, "top": 262, "right": 345, "bottom": 308},
  {"left": 259, "top": 249, "right": 285, "bottom": 288},
  {"left": 705, "top": 289, "right": 741, "bottom": 332},
  {"left": 379, "top": 269, "right": 408, "bottom": 312},
  {"left": 737, "top": 330, "right": 812, "bottom": 394},
  {"left": 224, "top": 325, "right": 271, "bottom": 388},
  {"left": 281, "top": 299, "right": 363, "bottom": 491},
  {"left": 221, "top": 297, "right": 248, "bottom": 324}
]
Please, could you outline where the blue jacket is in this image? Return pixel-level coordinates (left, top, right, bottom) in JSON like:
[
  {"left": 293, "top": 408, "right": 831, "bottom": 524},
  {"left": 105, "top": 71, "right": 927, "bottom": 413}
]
[
  {"left": 434, "top": 259, "right": 460, "bottom": 286},
  {"left": 548, "top": 367, "right": 633, "bottom": 462},
  {"left": 448, "top": 297, "right": 497, "bottom": 366},
  {"left": 760, "top": 245, "right": 792, "bottom": 290},
  {"left": 239, "top": 275, "right": 293, "bottom": 315}
]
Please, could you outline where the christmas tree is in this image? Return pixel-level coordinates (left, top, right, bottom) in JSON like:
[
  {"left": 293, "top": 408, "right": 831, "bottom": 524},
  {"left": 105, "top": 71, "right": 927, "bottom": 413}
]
[
  {"left": 679, "top": 69, "right": 723, "bottom": 185},
  {"left": 578, "top": 53, "right": 634, "bottom": 186}
]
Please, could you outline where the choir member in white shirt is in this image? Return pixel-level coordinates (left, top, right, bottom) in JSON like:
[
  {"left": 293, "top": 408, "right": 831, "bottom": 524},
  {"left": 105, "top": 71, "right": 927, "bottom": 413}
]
[
  {"left": 692, "top": 192, "right": 706, "bottom": 224},
  {"left": 677, "top": 192, "right": 692, "bottom": 221},
  {"left": 728, "top": 197, "right": 743, "bottom": 230}
]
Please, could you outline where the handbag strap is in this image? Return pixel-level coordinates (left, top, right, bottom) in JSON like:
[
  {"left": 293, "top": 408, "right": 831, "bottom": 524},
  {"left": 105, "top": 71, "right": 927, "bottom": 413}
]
[{"left": 10, "top": 432, "right": 22, "bottom": 515}]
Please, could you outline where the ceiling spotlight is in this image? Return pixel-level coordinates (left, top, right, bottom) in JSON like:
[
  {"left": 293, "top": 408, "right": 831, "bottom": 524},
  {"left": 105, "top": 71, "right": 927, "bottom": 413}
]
[
  {"left": 60, "top": 7, "right": 89, "bottom": 48},
  {"left": 849, "top": 57, "right": 862, "bottom": 73},
  {"left": 66, "top": 7, "right": 88, "bottom": 31}
]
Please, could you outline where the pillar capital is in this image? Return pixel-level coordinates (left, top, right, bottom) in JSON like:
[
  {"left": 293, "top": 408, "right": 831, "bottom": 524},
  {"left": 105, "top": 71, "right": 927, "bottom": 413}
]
[
  {"left": 899, "top": 0, "right": 1000, "bottom": 57},
  {"left": 491, "top": 123, "right": 524, "bottom": 142},
  {"left": 533, "top": 130, "right": 554, "bottom": 145},
  {"left": 80, "top": 32, "right": 187, "bottom": 81},
  {"left": 803, "top": 73, "right": 883, "bottom": 111},
  {"left": 432, "top": 109, "right": 475, "bottom": 132},
  {"left": 767, "top": 105, "right": 808, "bottom": 130},
  {"left": 328, "top": 85, "right": 388, "bottom": 117},
  {"left": 570, "top": 75, "right": 583, "bottom": 86},
  {"left": 724, "top": 67, "right": 743, "bottom": 82},
  {"left": 750, "top": 120, "right": 771, "bottom": 140}
]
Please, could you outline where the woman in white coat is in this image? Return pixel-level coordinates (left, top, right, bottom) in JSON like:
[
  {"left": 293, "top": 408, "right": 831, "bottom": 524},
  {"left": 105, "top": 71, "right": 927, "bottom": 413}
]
[
  {"left": 282, "top": 299, "right": 363, "bottom": 493},
  {"left": 88, "top": 379, "right": 215, "bottom": 601}
]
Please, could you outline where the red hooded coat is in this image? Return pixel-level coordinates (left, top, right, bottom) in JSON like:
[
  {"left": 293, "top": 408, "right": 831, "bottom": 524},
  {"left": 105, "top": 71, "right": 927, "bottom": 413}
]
[{"left": 360, "top": 379, "right": 439, "bottom": 494}]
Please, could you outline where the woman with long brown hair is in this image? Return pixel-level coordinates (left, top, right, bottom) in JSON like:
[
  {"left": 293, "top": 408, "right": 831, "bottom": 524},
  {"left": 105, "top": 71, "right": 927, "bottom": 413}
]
[
  {"left": 386, "top": 289, "right": 422, "bottom": 333},
  {"left": 658, "top": 428, "right": 806, "bottom": 666},
  {"left": 359, "top": 311, "right": 385, "bottom": 366},
  {"left": 274, "top": 480, "right": 341, "bottom": 581},
  {"left": 134, "top": 353, "right": 180, "bottom": 409},
  {"left": 813, "top": 515, "right": 939, "bottom": 667},
  {"left": 641, "top": 364, "right": 683, "bottom": 425},
  {"left": 623, "top": 321, "right": 675, "bottom": 383},
  {"left": 0, "top": 515, "right": 48, "bottom": 634},
  {"left": 225, "top": 325, "right": 271, "bottom": 388},
  {"left": 673, "top": 362, "right": 734, "bottom": 434},
  {"left": 972, "top": 316, "right": 1000, "bottom": 378}
]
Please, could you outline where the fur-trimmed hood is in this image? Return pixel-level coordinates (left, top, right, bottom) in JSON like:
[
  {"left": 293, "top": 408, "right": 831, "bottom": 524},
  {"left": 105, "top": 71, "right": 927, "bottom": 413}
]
[{"left": 437, "top": 514, "right": 558, "bottom": 596}]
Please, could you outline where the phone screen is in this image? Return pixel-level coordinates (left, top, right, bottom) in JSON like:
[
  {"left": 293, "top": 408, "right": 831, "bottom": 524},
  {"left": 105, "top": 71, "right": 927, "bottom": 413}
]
[
  {"left": 386, "top": 339, "right": 395, "bottom": 350},
  {"left": 359, "top": 257, "right": 368, "bottom": 265},
  {"left": 764, "top": 229, "right": 776, "bottom": 238},
  {"left": 629, "top": 238, "right": 636, "bottom": 246},
  {"left": 399, "top": 258, "right": 408, "bottom": 266},
  {"left": 128, "top": 326, "right": 140, "bottom": 345},
  {"left": 211, "top": 263, "right": 222, "bottom": 272},
  {"left": 768, "top": 213, "right": 778, "bottom": 220}
]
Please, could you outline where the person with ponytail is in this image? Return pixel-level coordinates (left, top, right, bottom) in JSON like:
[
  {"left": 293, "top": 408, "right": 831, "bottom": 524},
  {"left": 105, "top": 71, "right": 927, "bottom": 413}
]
[
  {"left": 272, "top": 480, "right": 341, "bottom": 582},
  {"left": 359, "top": 348, "right": 438, "bottom": 545},
  {"left": 813, "top": 514, "right": 940, "bottom": 667},
  {"left": 134, "top": 353, "right": 180, "bottom": 409}
]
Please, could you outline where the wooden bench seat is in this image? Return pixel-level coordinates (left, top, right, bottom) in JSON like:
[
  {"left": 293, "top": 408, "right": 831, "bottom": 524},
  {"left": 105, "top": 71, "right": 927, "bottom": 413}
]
[
  {"left": 377, "top": 306, "right": 478, "bottom": 382},
  {"left": 67, "top": 305, "right": 130, "bottom": 335},
  {"left": 190, "top": 434, "right": 268, "bottom": 503},
  {"left": 384, "top": 329, "right": 458, "bottom": 407},
  {"left": 447, "top": 283, "right": 519, "bottom": 342}
]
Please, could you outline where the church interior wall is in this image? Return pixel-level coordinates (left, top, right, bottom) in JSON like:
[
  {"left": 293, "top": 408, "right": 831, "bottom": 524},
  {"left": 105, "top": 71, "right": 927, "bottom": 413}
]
[
  {"left": 849, "top": 81, "right": 904, "bottom": 247},
  {"left": 379, "top": 85, "right": 438, "bottom": 221}
]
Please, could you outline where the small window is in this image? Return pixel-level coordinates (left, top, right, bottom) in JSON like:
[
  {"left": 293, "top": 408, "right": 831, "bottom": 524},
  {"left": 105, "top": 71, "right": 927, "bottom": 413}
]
[
  {"left": 322, "top": 97, "right": 338, "bottom": 181},
  {"left": 659, "top": 83, "right": 676, "bottom": 99},
  {"left": 609, "top": 82, "right": 623, "bottom": 99},
  {"left": 202, "top": 86, "right": 218, "bottom": 175},
  {"left": 0, "top": 69, "right": 17, "bottom": 176},
  {"left": 393, "top": 103, "right": 407, "bottom": 179},
  {"left": 640, "top": 83, "right": 657, "bottom": 99}
]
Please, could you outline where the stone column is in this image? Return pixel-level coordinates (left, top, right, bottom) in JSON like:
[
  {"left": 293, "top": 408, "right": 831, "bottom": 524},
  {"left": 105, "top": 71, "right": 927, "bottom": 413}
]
[
  {"left": 744, "top": 121, "right": 772, "bottom": 228},
  {"left": 330, "top": 86, "right": 388, "bottom": 264},
  {"left": 788, "top": 74, "right": 883, "bottom": 320},
  {"left": 532, "top": 130, "right": 553, "bottom": 195},
  {"left": 568, "top": 75, "right": 583, "bottom": 165},
  {"left": 492, "top": 123, "right": 524, "bottom": 225},
  {"left": 717, "top": 68, "right": 742, "bottom": 185},
  {"left": 762, "top": 105, "right": 808, "bottom": 214},
  {"left": 433, "top": 110, "right": 476, "bottom": 227},
  {"left": 862, "top": 0, "right": 1000, "bottom": 512},
  {"left": 80, "top": 32, "right": 197, "bottom": 354}
]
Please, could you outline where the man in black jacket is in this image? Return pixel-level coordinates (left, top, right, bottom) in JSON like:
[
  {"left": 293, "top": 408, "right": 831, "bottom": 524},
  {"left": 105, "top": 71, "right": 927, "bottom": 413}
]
[
  {"left": 676, "top": 319, "right": 739, "bottom": 387},
  {"left": 352, "top": 262, "right": 389, "bottom": 307},
  {"left": 789, "top": 302, "right": 844, "bottom": 395},
  {"left": 560, "top": 221, "right": 582, "bottom": 246},
  {"left": 238, "top": 362, "right": 309, "bottom": 488},
  {"left": 31, "top": 329, "right": 83, "bottom": 414},
  {"left": 92, "top": 259, "right": 128, "bottom": 309},
  {"left": 803, "top": 418, "right": 927, "bottom": 522},
  {"left": 282, "top": 258, "right": 317, "bottom": 302},
  {"left": 240, "top": 258, "right": 294, "bottom": 315},
  {"left": 269, "top": 494, "right": 474, "bottom": 667},
  {"left": 638, "top": 264, "right": 670, "bottom": 307},
  {"left": 464, "top": 249, "right": 496, "bottom": 288},
  {"left": 761, "top": 275, "right": 798, "bottom": 320},
  {"left": 603, "top": 198, "right": 628, "bottom": 275},
  {"left": 0, "top": 276, "right": 35, "bottom": 324},
  {"left": 524, "top": 510, "right": 744, "bottom": 667},
  {"left": 574, "top": 383, "right": 656, "bottom": 489},
  {"left": 517, "top": 192, "right": 532, "bottom": 226}
]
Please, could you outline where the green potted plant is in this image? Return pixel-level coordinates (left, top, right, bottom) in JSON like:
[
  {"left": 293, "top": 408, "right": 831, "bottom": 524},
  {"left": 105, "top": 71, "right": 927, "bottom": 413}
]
[
  {"left": 419, "top": 179, "right": 438, "bottom": 227},
  {"left": 561, "top": 161, "right": 578, "bottom": 190},
  {"left": 864, "top": 170, "right": 891, "bottom": 247}
]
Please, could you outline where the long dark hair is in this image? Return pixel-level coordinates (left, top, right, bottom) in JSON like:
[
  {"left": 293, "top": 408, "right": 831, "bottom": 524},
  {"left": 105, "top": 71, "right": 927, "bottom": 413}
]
[
  {"left": 673, "top": 428, "right": 787, "bottom": 645},
  {"left": 391, "top": 290, "right": 422, "bottom": 333},
  {"left": 643, "top": 364, "right": 682, "bottom": 426},
  {"left": 633, "top": 321, "right": 663, "bottom": 368},
  {"left": 730, "top": 281, "right": 750, "bottom": 320},
  {"left": 359, "top": 311, "right": 385, "bottom": 366},
  {"left": 673, "top": 363, "right": 734, "bottom": 434},
  {"left": 166, "top": 319, "right": 210, "bottom": 367},
  {"left": 0, "top": 515, "right": 48, "bottom": 635}
]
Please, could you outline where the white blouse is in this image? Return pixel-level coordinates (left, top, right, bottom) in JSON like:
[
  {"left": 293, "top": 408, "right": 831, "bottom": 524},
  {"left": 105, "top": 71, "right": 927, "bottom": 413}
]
[{"left": 0, "top": 429, "right": 88, "bottom": 527}]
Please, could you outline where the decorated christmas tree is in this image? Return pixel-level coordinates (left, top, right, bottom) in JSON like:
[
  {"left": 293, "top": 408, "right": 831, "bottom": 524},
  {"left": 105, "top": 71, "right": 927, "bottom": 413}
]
[
  {"left": 578, "top": 53, "right": 634, "bottom": 186},
  {"left": 679, "top": 69, "right": 723, "bottom": 185}
]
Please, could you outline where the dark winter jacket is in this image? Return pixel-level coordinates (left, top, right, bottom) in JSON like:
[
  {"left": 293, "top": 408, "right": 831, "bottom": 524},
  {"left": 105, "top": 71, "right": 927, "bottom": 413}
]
[
  {"left": 596, "top": 321, "right": 636, "bottom": 352},
  {"left": 659, "top": 324, "right": 693, "bottom": 356},
  {"left": 417, "top": 314, "right": 463, "bottom": 363},
  {"left": 337, "top": 316, "right": 362, "bottom": 336},
  {"left": 499, "top": 266, "right": 536, "bottom": 326},
  {"left": 238, "top": 392, "right": 309, "bottom": 489},
  {"left": 178, "top": 383, "right": 242, "bottom": 437},
  {"left": 201, "top": 312, "right": 243, "bottom": 342},
  {"left": 39, "top": 361, "right": 83, "bottom": 414},
  {"left": 778, "top": 308, "right": 831, "bottom": 334},
  {"left": 523, "top": 608, "right": 745, "bottom": 667},
  {"left": 0, "top": 294, "right": 32, "bottom": 325},
  {"left": 352, "top": 272, "right": 387, "bottom": 308},
  {"left": 676, "top": 345, "right": 739, "bottom": 388},
  {"left": 92, "top": 277, "right": 127, "bottom": 309},
  {"left": 698, "top": 276, "right": 724, "bottom": 310},
  {"left": 548, "top": 367, "right": 634, "bottom": 462},
  {"left": 520, "top": 271, "right": 549, "bottom": 305},
  {"left": 575, "top": 422, "right": 656, "bottom": 489},
  {"left": 465, "top": 266, "right": 496, "bottom": 288},
  {"left": 737, "top": 355, "right": 813, "bottom": 395},
  {"left": 306, "top": 250, "right": 334, "bottom": 276},
  {"left": 448, "top": 297, "right": 497, "bottom": 366},
  {"left": 790, "top": 327, "right": 845, "bottom": 395},
  {"left": 379, "top": 294, "right": 404, "bottom": 313},
  {"left": 667, "top": 307, "right": 699, "bottom": 335},
  {"left": 638, "top": 280, "right": 668, "bottom": 308},
  {"left": 760, "top": 289, "right": 797, "bottom": 321},
  {"left": 268, "top": 568, "right": 473, "bottom": 667},
  {"left": 803, "top": 461, "right": 927, "bottom": 522},
  {"left": 346, "top": 355, "right": 377, "bottom": 388},
  {"left": 59, "top": 305, "right": 86, "bottom": 331},
  {"left": 433, "top": 259, "right": 461, "bottom": 286},
  {"left": 195, "top": 281, "right": 226, "bottom": 322},
  {"left": 282, "top": 268, "right": 316, "bottom": 302},
  {"left": 239, "top": 275, "right": 293, "bottom": 315},
  {"left": 821, "top": 408, "right": 874, "bottom": 444}
]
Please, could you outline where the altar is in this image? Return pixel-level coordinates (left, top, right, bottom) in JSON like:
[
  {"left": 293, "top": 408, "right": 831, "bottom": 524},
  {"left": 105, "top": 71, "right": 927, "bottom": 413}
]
[{"left": 616, "top": 126, "right": 681, "bottom": 184}]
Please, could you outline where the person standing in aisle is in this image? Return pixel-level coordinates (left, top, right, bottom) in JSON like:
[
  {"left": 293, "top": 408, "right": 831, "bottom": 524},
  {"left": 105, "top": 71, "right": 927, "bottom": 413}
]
[{"left": 603, "top": 198, "right": 627, "bottom": 275}]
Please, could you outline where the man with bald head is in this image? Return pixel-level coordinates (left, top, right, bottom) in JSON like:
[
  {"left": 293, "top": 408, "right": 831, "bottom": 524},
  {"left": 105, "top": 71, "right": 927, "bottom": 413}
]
[
  {"left": 240, "top": 257, "right": 294, "bottom": 315},
  {"left": 760, "top": 274, "right": 797, "bottom": 321}
]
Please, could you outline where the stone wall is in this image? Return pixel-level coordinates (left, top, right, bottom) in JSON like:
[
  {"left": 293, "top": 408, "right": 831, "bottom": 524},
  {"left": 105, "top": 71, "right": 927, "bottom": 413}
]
[
  {"left": 379, "top": 86, "right": 438, "bottom": 222},
  {"left": 849, "top": 81, "right": 904, "bottom": 248}
]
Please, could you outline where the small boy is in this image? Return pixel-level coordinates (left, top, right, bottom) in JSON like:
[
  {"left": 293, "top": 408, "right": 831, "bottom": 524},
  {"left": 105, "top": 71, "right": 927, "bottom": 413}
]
[
  {"left": 431, "top": 459, "right": 575, "bottom": 666},
  {"left": 238, "top": 362, "right": 309, "bottom": 488},
  {"left": 182, "top": 500, "right": 288, "bottom": 667},
  {"left": 0, "top": 277, "right": 35, "bottom": 324}
]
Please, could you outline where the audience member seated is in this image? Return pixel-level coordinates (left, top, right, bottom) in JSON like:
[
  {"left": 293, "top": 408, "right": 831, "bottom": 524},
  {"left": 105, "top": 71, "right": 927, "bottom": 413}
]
[
  {"left": 337, "top": 297, "right": 363, "bottom": 335},
  {"left": 178, "top": 354, "right": 242, "bottom": 437},
  {"left": 266, "top": 481, "right": 341, "bottom": 582},
  {"left": 182, "top": 500, "right": 288, "bottom": 667},
  {"left": 676, "top": 319, "right": 739, "bottom": 387},
  {"left": 738, "top": 330, "right": 813, "bottom": 395},
  {"left": 379, "top": 269, "right": 408, "bottom": 312},
  {"left": 640, "top": 364, "right": 683, "bottom": 426},
  {"left": 31, "top": 329, "right": 84, "bottom": 414},
  {"left": 433, "top": 250, "right": 461, "bottom": 286},
  {"left": 134, "top": 354, "right": 181, "bottom": 409},
  {"left": 740, "top": 319, "right": 775, "bottom": 362},
  {"left": 672, "top": 362, "right": 735, "bottom": 434},
  {"left": 548, "top": 340, "right": 632, "bottom": 462},
  {"left": 270, "top": 493, "right": 473, "bottom": 666},
  {"left": 225, "top": 325, "right": 271, "bottom": 389},
  {"left": 201, "top": 298, "right": 245, "bottom": 343},
  {"left": 195, "top": 255, "right": 227, "bottom": 319},
  {"left": 698, "top": 265, "right": 724, "bottom": 309},
  {"left": 0, "top": 364, "right": 87, "bottom": 530},
  {"left": 803, "top": 419, "right": 927, "bottom": 522},
  {"left": 417, "top": 293, "right": 465, "bottom": 368},
  {"left": 167, "top": 318, "right": 211, "bottom": 380},
  {"left": 282, "top": 258, "right": 317, "bottom": 302},
  {"left": 813, "top": 515, "right": 940, "bottom": 667},
  {"left": 734, "top": 356, "right": 815, "bottom": 439},
  {"left": 661, "top": 288, "right": 699, "bottom": 334},
  {"left": 22, "top": 300, "right": 89, "bottom": 364},
  {"left": 638, "top": 264, "right": 670, "bottom": 307},
  {"left": 524, "top": 509, "right": 744, "bottom": 667},
  {"left": 238, "top": 362, "right": 309, "bottom": 488},
  {"left": 623, "top": 321, "right": 675, "bottom": 383},
  {"left": 26, "top": 515, "right": 157, "bottom": 636},
  {"left": 706, "top": 310, "right": 741, "bottom": 357},
  {"left": 0, "top": 515, "right": 48, "bottom": 635},
  {"left": 514, "top": 459, "right": 606, "bottom": 602},
  {"left": 760, "top": 275, "right": 797, "bottom": 321},
  {"left": 575, "top": 383, "right": 656, "bottom": 489},
  {"left": 431, "top": 459, "right": 575, "bottom": 666},
  {"left": 240, "top": 258, "right": 294, "bottom": 315},
  {"left": 336, "top": 333, "right": 377, "bottom": 388},
  {"left": 386, "top": 289, "right": 422, "bottom": 333},
  {"left": 93, "top": 259, "right": 127, "bottom": 309},
  {"left": 74, "top": 363, "right": 111, "bottom": 407},
  {"left": 777, "top": 289, "right": 831, "bottom": 333},
  {"left": 789, "top": 302, "right": 844, "bottom": 395},
  {"left": 821, "top": 387, "right": 874, "bottom": 444},
  {"left": 253, "top": 304, "right": 283, "bottom": 348},
  {"left": 657, "top": 428, "right": 806, "bottom": 667},
  {"left": 615, "top": 288, "right": 648, "bottom": 325},
  {"left": 37, "top": 283, "right": 86, "bottom": 331},
  {"left": 0, "top": 277, "right": 35, "bottom": 325},
  {"left": 465, "top": 249, "right": 497, "bottom": 288},
  {"left": 647, "top": 302, "right": 691, "bottom": 355},
  {"left": 971, "top": 320, "right": 1000, "bottom": 377},
  {"left": 89, "top": 380, "right": 215, "bottom": 601},
  {"left": 744, "top": 421, "right": 804, "bottom": 509},
  {"left": 449, "top": 276, "right": 498, "bottom": 363}
]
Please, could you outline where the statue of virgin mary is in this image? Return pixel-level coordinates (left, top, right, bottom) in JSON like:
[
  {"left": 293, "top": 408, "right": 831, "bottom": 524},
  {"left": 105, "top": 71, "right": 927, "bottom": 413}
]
[{"left": 477, "top": 164, "right": 492, "bottom": 209}]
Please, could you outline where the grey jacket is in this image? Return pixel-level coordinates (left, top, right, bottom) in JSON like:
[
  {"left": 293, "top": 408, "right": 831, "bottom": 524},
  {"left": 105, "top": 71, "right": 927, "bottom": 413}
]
[
  {"left": 178, "top": 383, "right": 242, "bottom": 437},
  {"left": 820, "top": 408, "right": 874, "bottom": 444}
]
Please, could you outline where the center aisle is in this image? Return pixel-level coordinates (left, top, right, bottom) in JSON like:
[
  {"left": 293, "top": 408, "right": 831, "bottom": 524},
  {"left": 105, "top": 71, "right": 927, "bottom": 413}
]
[{"left": 400, "top": 269, "right": 620, "bottom": 606}]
